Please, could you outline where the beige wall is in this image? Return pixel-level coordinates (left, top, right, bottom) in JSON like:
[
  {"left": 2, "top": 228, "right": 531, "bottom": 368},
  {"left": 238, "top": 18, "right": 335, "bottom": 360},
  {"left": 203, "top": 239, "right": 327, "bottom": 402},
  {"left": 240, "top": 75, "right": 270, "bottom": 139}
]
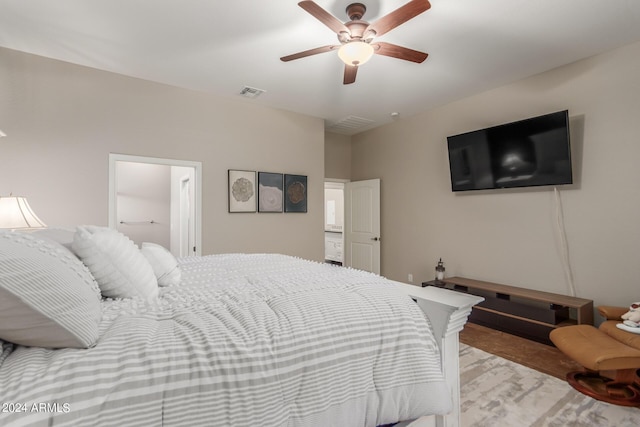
[
  {"left": 351, "top": 40, "right": 640, "bottom": 309},
  {"left": 324, "top": 132, "right": 352, "bottom": 180},
  {"left": 0, "top": 47, "right": 325, "bottom": 261}
]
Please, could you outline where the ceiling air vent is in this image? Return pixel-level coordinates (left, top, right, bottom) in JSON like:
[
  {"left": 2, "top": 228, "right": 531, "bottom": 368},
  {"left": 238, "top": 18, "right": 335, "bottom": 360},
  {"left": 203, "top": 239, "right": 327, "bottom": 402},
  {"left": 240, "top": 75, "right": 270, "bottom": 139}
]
[
  {"left": 325, "top": 116, "right": 375, "bottom": 135},
  {"left": 239, "top": 86, "right": 266, "bottom": 99}
]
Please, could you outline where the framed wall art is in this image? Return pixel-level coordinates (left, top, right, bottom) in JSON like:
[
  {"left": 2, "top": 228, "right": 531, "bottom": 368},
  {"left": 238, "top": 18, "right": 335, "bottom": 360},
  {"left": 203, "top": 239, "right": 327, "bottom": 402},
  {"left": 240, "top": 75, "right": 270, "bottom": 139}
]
[
  {"left": 228, "top": 170, "right": 256, "bottom": 213},
  {"left": 284, "top": 174, "right": 307, "bottom": 213},
  {"left": 258, "top": 172, "right": 283, "bottom": 213}
]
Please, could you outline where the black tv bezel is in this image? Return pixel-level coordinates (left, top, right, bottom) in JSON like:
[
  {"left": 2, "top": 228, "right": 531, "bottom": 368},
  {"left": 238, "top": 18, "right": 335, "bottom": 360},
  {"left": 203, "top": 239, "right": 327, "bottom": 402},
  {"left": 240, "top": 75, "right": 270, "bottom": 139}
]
[{"left": 446, "top": 110, "right": 573, "bottom": 192}]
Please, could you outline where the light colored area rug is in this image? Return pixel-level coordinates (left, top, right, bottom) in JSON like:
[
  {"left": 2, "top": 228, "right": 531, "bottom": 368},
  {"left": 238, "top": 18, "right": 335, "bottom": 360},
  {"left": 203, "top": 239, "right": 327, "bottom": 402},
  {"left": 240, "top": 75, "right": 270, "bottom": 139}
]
[{"left": 408, "top": 344, "right": 640, "bottom": 426}]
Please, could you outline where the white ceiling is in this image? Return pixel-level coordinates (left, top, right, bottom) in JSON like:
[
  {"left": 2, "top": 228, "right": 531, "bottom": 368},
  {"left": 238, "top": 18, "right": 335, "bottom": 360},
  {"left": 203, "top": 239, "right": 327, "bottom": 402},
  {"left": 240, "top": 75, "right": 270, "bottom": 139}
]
[{"left": 2, "top": 0, "right": 640, "bottom": 135}]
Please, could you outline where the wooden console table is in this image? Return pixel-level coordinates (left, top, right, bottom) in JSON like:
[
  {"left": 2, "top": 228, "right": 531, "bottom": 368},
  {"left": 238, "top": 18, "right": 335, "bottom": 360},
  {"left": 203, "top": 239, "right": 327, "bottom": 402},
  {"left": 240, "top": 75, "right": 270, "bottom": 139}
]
[{"left": 422, "top": 276, "right": 594, "bottom": 345}]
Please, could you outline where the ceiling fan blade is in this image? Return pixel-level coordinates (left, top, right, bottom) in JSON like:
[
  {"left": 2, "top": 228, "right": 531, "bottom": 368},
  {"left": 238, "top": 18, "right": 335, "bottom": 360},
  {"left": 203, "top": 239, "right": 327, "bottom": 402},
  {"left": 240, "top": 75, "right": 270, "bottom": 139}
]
[
  {"left": 373, "top": 42, "right": 428, "bottom": 63},
  {"left": 298, "top": 1, "right": 350, "bottom": 35},
  {"left": 280, "top": 45, "right": 339, "bottom": 62},
  {"left": 343, "top": 65, "right": 358, "bottom": 85},
  {"left": 365, "top": 0, "right": 431, "bottom": 38}
]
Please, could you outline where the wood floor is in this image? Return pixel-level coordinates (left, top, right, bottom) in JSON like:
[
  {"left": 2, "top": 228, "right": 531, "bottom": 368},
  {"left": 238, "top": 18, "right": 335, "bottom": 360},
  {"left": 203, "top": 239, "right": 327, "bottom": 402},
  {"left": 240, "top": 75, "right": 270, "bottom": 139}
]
[{"left": 459, "top": 322, "right": 583, "bottom": 380}]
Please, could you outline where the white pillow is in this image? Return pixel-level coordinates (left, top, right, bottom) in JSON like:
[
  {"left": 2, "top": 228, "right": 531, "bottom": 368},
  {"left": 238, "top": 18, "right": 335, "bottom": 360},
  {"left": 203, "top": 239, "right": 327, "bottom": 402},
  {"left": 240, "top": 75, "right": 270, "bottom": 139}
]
[
  {"left": 0, "top": 231, "right": 102, "bottom": 348},
  {"left": 140, "top": 242, "right": 182, "bottom": 287},
  {"left": 72, "top": 226, "right": 158, "bottom": 301},
  {"left": 29, "top": 227, "right": 76, "bottom": 255}
]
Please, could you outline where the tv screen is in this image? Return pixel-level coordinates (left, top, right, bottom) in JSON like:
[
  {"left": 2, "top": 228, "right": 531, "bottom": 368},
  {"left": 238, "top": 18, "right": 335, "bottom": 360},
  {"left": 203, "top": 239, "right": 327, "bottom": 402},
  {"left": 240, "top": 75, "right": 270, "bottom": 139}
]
[{"left": 447, "top": 110, "right": 572, "bottom": 192}]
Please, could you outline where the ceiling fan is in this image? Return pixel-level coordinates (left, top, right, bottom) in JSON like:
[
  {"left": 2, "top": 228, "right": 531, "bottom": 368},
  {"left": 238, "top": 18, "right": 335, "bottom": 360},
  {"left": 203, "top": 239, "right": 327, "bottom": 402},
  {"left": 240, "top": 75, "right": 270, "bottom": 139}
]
[{"left": 281, "top": 0, "right": 431, "bottom": 85}]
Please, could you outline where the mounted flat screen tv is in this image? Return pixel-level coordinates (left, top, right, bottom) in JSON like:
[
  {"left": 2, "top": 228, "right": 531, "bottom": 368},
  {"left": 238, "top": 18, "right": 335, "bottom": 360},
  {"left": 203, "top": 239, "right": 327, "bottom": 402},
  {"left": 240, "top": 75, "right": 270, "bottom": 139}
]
[{"left": 447, "top": 110, "right": 572, "bottom": 192}]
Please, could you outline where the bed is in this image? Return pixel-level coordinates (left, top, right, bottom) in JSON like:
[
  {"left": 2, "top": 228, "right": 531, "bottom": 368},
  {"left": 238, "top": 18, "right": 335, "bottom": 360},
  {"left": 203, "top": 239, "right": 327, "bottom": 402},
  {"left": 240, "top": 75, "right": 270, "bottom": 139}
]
[{"left": 0, "top": 227, "right": 481, "bottom": 427}]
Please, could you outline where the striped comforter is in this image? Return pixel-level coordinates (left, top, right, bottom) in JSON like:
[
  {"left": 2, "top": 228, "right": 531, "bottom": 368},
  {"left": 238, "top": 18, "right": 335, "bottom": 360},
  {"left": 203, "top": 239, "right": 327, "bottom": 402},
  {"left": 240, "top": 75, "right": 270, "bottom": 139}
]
[{"left": 0, "top": 254, "right": 450, "bottom": 426}]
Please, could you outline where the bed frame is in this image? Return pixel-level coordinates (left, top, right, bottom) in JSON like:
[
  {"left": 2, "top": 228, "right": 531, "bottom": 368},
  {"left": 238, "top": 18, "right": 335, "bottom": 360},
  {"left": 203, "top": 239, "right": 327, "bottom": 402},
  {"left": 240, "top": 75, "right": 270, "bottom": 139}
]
[{"left": 392, "top": 282, "right": 484, "bottom": 427}]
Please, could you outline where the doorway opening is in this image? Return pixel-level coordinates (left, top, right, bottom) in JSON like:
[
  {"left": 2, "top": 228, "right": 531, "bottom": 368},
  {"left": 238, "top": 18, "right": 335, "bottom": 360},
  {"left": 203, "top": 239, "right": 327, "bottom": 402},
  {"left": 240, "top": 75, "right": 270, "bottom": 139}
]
[
  {"left": 108, "top": 154, "right": 202, "bottom": 257},
  {"left": 324, "top": 181, "right": 346, "bottom": 265}
]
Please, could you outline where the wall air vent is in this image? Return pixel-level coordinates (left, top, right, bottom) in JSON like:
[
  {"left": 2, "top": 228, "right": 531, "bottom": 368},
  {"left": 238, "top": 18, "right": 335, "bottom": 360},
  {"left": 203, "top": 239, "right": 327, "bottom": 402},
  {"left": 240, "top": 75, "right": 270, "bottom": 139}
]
[
  {"left": 239, "top": 86, "right": 266, "bottom": 99},
  {"left": 325, "top": 116, "right": 375, "bottom": 135}
]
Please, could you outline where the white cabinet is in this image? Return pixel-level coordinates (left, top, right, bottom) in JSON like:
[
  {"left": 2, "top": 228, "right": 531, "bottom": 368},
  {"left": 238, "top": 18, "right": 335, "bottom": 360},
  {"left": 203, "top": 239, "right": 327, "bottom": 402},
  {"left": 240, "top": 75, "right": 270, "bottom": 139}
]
[{"left": 324, "top": 232, "right": 343, "bottom": 264}]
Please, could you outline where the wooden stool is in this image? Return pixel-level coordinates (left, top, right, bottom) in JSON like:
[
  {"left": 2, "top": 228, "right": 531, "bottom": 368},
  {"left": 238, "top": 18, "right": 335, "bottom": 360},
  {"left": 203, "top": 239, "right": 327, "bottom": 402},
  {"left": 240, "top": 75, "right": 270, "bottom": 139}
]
[{"left": 550, "top": 324, "right": 640, "bottom": 406}]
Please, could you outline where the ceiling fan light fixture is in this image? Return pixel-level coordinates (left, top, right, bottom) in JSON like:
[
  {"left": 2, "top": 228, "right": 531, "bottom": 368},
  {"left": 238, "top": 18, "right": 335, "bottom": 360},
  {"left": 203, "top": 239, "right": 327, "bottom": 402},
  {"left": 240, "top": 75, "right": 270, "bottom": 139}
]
[{"left": 338, "top": 41, "right": 374, "bottom": 66}]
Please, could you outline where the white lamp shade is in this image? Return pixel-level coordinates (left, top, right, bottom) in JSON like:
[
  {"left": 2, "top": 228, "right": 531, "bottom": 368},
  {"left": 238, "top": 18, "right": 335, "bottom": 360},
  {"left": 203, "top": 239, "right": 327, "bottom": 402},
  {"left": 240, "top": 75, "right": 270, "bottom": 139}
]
[
  {"left": 338, "top": 41, "right": 374, "bottom": 66},
  {"left": 0, "top": 196, "right": 47, "bottom": 229}
]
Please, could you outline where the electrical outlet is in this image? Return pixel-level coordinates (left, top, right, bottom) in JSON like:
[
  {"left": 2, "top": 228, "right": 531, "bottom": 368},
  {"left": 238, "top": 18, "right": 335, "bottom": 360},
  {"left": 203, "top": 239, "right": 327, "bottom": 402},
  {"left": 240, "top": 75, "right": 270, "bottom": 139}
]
[{"left": 408, "top": 273, "right": 413, "bottom": 283}]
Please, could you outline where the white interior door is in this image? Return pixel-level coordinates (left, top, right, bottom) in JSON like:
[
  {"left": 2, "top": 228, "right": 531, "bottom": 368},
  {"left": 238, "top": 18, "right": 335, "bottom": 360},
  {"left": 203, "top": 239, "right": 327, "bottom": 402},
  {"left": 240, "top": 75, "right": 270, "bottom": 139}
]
[
  {"left": 345, "top": 179, "right": 380, "bottom": 274},
  {"left": 179, "top": 176, "right": 193, "bottom": 257}
]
